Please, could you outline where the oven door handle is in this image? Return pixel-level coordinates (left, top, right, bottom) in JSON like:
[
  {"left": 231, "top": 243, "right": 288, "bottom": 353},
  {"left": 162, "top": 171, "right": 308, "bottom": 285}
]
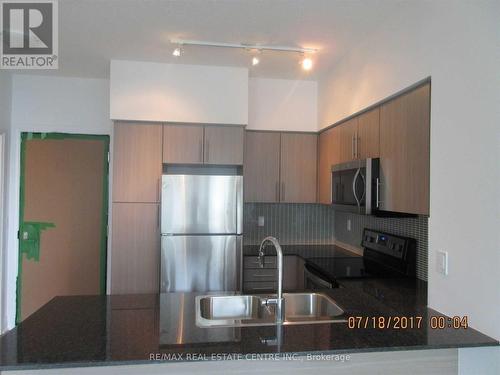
[{"left": 304, "top": 265, "right": 333, "bottom": 289}]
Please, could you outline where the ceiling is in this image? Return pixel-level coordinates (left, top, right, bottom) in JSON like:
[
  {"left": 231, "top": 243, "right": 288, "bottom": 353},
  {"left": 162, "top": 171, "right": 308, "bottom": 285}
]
[{"left": 14, "top": 0, "right": 395, "bottom": 80}]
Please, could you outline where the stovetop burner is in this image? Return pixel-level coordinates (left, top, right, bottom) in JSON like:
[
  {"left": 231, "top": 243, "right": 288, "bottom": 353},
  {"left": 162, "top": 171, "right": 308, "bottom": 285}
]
[{"left": 305, "top": 229, "right": 417, "bottom": 286}]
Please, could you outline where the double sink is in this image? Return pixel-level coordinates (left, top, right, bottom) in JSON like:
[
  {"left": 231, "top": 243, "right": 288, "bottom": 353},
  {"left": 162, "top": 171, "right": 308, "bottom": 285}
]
[{"left": 196, "top": 292, "right": 346, "bottom": 328}]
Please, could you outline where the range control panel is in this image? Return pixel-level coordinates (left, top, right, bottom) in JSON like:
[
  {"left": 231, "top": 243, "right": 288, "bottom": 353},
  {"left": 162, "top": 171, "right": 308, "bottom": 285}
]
[{"left": 362, "top": 229, "right": 413, "bottom": 260}]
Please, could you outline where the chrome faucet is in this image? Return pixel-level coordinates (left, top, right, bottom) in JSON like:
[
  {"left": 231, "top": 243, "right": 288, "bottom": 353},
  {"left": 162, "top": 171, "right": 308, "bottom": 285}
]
[{"left": 258, "top": 236, "right": 285, "bottom": 323}]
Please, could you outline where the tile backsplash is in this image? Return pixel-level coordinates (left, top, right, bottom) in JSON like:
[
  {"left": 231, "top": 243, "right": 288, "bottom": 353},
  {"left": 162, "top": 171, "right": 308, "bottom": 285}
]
[
  {"left": 243, "top": 203, "right": 335, "bottom": 245},
  {"left": 243, "top": 203, "right": 428, "bottom": 281},
  {"left": 334, "top": 211, "right": 428, "bottom": 281}
]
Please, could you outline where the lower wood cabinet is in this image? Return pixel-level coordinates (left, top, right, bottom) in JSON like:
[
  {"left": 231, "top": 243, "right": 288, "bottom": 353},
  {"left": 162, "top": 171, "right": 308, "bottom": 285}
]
[{"left": 111, "top": 203, "right": 160, "bottom": 294}]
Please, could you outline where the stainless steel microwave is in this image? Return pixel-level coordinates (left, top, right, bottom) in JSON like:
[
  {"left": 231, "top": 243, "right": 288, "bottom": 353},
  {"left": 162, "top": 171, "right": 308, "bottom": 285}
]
[{"left": 331, "top": 158, "right": 380, "bottom": 215}]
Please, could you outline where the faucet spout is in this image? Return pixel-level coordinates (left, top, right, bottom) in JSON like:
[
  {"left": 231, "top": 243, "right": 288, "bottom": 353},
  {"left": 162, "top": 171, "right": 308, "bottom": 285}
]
[{"left": 258, "top": 236, "right": 284, "bottom": 323}]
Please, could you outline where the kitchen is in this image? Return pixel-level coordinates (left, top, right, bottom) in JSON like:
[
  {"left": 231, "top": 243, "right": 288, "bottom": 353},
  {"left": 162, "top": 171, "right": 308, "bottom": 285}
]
[{"left": 0, "top": 1, "right": 498, "bottom": 374}]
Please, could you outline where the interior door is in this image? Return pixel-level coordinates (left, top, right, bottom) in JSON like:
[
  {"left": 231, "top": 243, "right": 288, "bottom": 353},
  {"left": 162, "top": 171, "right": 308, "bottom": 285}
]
[{"left": 18, "top": 133, "right": 109, "bottom": 322}]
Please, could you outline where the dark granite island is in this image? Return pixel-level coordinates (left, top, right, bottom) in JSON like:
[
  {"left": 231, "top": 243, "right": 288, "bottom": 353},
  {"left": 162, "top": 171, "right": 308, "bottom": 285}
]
[{"left": 0, "top": 285, "right": 497, "bottom": 371}]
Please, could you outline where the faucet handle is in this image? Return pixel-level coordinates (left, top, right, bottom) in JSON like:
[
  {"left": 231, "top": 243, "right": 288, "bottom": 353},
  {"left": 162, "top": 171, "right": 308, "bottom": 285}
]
[
  {"left": 258, "top": 251, "right": 265, "bottom": 268},
  {"left": 258, "top": 242, "right": 266, "bottom": 268}
]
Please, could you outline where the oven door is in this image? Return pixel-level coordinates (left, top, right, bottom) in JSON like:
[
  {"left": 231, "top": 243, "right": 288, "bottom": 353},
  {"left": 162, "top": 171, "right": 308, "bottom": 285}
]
[{"left": 304, "top": 264, "right": 335, "bottom": 290}]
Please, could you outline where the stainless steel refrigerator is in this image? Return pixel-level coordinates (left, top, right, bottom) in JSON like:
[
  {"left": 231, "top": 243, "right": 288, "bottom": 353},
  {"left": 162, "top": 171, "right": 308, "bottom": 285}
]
[{"left": 160, "top": 174, "right": 243, "bottom": 293}]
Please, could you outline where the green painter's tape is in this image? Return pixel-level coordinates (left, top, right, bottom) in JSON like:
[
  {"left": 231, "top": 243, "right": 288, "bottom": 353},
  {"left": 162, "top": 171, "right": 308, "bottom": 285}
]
[{"left": 19, "top": 222, "right": 56, "bottom": 261}]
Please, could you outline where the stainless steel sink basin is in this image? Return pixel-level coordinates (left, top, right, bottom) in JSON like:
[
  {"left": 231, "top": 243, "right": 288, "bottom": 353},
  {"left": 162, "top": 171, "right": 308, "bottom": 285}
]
[{"left": 196, "top": 292, "right": 346, "bottom": 328}]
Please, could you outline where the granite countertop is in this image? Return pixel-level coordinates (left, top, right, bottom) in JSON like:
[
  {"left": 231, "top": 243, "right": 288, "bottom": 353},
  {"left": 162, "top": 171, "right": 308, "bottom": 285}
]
[
  {"left": 0, "top": 244, "right": 497, "bottom": 370},
  {"left": 243, "top": 244, "right": 359, "bottom": 258}
]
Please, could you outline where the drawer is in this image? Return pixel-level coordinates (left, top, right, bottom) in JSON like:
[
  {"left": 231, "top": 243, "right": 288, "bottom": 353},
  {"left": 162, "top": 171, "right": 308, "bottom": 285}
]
[
  {"left": 243, "top": 281, "right": 276, "bottom": 293},
  {"left": 243, "top": 268, "right": 277, "bottom": 282},
  {"left": 243, "top": 256, "right": 277, "bottom": 269}
]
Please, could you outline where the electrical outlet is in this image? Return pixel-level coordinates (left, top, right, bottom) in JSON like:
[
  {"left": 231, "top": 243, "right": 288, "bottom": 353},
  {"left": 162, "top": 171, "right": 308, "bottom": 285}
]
[
  {"left": 437, "top": 251, "right": 448, "bottom": 275},
  {"left": 347, "top": 219, "right": 351, "bottom": 231},
  {"left": 257, "top": 216, "right": 265, "bottom": 227}
]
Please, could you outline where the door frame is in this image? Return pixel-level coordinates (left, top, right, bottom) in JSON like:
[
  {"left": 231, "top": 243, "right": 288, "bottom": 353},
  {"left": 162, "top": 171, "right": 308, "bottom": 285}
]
[{"left": 16, "top": 132, "right": 110, "bottom": 323}]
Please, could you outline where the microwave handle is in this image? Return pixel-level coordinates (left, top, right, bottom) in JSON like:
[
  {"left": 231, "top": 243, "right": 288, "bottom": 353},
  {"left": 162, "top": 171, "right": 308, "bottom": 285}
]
[
  {"left": 352, "top": 168, "right": 361, "bottom": 212},
  {"left": 359, "top": 170, "right": 366, "bottom": 203}
]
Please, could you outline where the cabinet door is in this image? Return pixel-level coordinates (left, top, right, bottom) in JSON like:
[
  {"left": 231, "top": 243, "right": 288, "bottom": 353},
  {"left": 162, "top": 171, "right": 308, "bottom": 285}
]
[
  {"left": 163, "top": 124, "right": 204, "bottom": 164},
  {"left": 111, "top": 203, "right": 160, "bottom": 294},
  {"left": 113, "top": 122, "right": 162, "bottom": 203},
  {"left": 244, "top": 131, "right": 280, "bottom": 202},
  {"left": 280, "top": 133, "right": 318, "bottom": 203},
  {"left": 338, "top": 118, "right": 358, "bottom": 163},
  {"left": 380, "top": 84, "right": 430, "bottom": 215},
  {"left": 357, "top": 108, "right": 380, "bottom": 159},
  {"left": 317, "top": 127, "right": 340, "bottom": 204},
  {"left": 204, "top": 125, "right": 245, "bottom": 165}
]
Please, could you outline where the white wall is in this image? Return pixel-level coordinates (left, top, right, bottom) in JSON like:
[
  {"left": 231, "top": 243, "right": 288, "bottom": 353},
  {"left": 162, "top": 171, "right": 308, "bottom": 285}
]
[
  {"left": 318, "top": 0, "right": 500, "bottom": 343},
  {"left": 110, "top": 60, "right": 248, "bottom": 125},
  {"left": 3, "top": 75, "right": 111, "bottom": 330},
  {"left": 248, "top": 78, "right": 317, "bottom": 132},
  {"left": 0, "top": 72, "right": 12, "bottom": 334}
]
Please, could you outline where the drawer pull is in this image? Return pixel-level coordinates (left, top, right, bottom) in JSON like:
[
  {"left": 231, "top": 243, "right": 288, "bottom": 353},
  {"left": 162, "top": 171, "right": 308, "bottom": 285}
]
[{"left": 252, "top": 274, "right": 275, "bottom": 278}]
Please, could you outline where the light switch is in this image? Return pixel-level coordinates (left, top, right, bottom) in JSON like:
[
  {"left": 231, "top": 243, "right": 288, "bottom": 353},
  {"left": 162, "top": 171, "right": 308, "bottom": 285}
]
[
  {"left": 258, "top": 216, "right": 265, "bottom": 227},
  {"left": 437, "top": 251, "right": 448, "bottom": 275}
]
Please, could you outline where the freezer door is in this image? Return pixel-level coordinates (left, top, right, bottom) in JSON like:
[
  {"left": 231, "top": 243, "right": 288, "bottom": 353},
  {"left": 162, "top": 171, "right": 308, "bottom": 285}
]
[
  {"left": 161, "top": 175, "right": 242, "bottom": 234},
  {"left": 161, "top": 235, "right": 242, "bottom": 293}
]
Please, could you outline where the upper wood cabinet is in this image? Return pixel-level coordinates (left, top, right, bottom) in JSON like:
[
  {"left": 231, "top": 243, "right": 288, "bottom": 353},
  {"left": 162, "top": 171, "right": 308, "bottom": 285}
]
[
  {"left": 111, "top": 202, "right": 160, "bottom": 294},
  {"left": 380, "top": 83, "right": 430, "bottom": 215},
  {"left": 244, "top": 131, "right": 317, "bottom": 203},
  {"left": 204, "top": 125, "right": 244, "bottom": 165},
  {"left": 244, "top": 131, "right": 281, "bottom": 202},
  {"left": 357, "top": 108, "right": 380, "bottom": 159},
  {"left": 317, "top": 126, "right": 340, "bottom": 204},
  {"left": 280, "top": 133, "right": 317, "bottom": 203},
  {"left": 113, "top": 122, "right": 162, "bottom": 203},
  {"left": 163, "top": 124, "right": 244, "bottom": 165},
  {"left": 338, "top": 118, "right": 358, "bottom": 163},
  {"left": 163, "top": 124, "right": 204, "bottom": 164},
  {"left": 336, "top": 109, "right": 380, "bottom": 164}
]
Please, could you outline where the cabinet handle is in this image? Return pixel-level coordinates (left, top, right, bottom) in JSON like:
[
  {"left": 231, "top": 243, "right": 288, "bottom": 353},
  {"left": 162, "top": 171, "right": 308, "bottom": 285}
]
[
  {"left": 275, "top": 181, "right": 279, "bottom": 201},
  {"left": 281, "top": 182, "right": 285, "bottom": 201},
  {"left": 199, "top": 139, "right": 203, "bottom": 162},
  {"left": 352, "top": 135, "right": 355, "bottom": 160},
  {"left": 355, "top": 135, "right": 359, "bottom": 159},
  {"left": 205, "top": 140, "right": 209, "bottom": 163}
]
